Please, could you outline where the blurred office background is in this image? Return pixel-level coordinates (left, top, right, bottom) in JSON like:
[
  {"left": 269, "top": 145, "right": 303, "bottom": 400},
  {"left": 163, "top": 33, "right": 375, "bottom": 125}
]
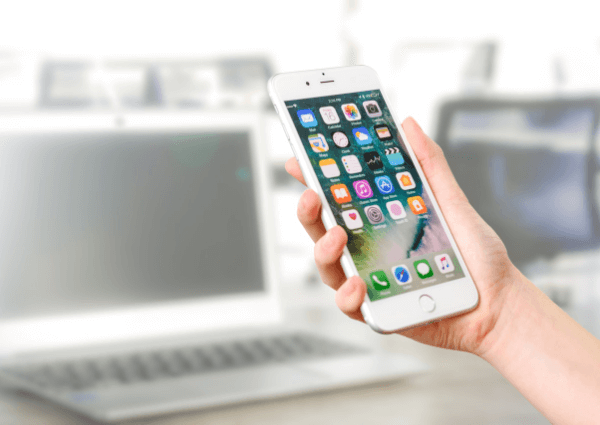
[{"left": 2, "top": 0, "right": 600, "bottom": 422}]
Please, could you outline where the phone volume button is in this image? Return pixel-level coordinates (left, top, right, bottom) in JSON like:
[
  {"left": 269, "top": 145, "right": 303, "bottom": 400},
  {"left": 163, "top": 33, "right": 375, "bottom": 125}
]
[
  {"left": 290, "top": 144, "right": 299, "bottom": 160},
  {"left": 282, "top": 125, "right": 290, "bottom": 141}
]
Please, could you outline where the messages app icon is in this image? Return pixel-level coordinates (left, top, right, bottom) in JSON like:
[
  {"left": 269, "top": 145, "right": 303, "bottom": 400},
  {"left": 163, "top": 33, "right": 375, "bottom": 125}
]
[{"left": 297, "top": 109, "right": 317, "bottom": 128}]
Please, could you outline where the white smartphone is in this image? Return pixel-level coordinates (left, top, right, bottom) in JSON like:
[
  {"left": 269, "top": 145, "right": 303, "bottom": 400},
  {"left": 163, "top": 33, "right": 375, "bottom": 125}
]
[{"left": 268, "top": 66, "right": 479, "bottom": 333}]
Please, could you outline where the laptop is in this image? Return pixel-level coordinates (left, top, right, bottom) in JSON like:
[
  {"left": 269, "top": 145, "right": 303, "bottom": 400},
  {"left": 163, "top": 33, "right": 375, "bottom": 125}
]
[{"left": 0, "top": 111, "right": 427, "bottom": 422}]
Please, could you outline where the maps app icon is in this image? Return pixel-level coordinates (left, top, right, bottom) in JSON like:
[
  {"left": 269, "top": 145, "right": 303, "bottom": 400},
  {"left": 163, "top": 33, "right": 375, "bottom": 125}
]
[{"left": 297, "top": 109, "right": 317, "bottom": 128}]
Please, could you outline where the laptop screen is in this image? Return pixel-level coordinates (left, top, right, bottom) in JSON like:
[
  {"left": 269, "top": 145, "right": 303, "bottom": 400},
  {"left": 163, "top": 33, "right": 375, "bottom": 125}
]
[{"left": 0, "top": 131, "right": 265, "bottom": 320}]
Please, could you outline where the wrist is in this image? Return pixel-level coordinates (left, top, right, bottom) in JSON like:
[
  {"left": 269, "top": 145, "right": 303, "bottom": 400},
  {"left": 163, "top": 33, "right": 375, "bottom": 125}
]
[{"left": 474, "top": 267, "right": 539, "bottom": 363}]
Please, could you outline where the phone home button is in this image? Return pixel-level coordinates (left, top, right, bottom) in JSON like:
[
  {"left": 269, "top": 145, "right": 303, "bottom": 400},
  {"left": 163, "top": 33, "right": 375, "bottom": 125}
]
[{"left": 419, "top": 295, "right": 435, "bottom": 313}]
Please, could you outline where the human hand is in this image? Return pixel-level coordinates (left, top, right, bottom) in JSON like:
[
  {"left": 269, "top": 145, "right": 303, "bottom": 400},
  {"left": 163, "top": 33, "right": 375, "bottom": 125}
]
[{"left": 285, "top": 117, "right": 522, "bottom": 356}]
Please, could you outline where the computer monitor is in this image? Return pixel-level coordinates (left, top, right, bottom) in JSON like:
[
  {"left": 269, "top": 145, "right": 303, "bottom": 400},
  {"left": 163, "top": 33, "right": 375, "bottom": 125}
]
[{"left": 435, "top": 98, "right": 600, "bottom": 267}]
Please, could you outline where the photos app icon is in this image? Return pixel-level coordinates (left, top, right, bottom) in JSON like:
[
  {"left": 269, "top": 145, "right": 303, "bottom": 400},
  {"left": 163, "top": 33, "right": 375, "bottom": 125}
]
[{"left": 341, "top": 103, "right": 361, "bottom": 121}]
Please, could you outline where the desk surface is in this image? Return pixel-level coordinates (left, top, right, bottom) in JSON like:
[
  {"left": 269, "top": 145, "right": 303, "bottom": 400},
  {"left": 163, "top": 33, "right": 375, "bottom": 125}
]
[{"left": 0, "top": 294, "right": 549, "bottom": 425}]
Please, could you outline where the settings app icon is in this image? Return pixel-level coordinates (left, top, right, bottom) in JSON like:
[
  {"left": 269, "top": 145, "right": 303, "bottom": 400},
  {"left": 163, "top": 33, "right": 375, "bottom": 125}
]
[{"left": 364, "top": 205, "right": 385, "bottom": 225}]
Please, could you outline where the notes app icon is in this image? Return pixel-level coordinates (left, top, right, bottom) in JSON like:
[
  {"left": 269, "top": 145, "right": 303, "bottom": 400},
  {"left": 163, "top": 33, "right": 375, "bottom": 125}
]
[{"left": 319, "top": 158, "right": 340, "bottom": 178}]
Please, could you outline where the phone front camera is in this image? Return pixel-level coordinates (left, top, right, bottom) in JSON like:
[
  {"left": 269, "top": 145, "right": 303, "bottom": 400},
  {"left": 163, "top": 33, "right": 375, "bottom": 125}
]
[{"left": 306, "top": 81, "right": 310, "bottom": 86}]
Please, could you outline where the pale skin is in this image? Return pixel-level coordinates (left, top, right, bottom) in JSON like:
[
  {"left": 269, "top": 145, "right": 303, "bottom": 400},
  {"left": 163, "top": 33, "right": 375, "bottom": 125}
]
[{"left": 286, "top": 117, "right": 600, "bottom": 425}]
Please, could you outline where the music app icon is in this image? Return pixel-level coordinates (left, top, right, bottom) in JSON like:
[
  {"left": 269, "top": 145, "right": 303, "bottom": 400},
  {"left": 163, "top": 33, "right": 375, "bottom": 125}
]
[
  {"left": 352, "top": 180, "right": 373, "bottom": 199},
  {"left": 434, "top": 253, "right": 455, "bottom": 274}
]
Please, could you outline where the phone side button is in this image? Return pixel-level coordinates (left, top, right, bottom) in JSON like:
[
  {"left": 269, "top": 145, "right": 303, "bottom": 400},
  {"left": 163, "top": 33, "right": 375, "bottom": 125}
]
[
  {"left": 419, "top": 295, "right": 436, "bottom": 313},
  {"left": 282, "top": 125, "right": 290, "bottom": 141}
]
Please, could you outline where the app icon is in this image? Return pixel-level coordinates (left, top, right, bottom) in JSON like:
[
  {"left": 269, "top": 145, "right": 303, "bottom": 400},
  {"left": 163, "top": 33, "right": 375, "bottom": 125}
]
[
  {"left": 297, "top": 109, "right": 317, "bottom": 128},
  {"left": 308, "top": 133, "right": 329, "bottom": 153},
  {"left": 386, "top": 200, "right": 407, "bottom": 219},
  {"left": 385, "top": 147, "right": 404, "bottom": 166},
  {"left": 435, "top": 253, "right": 455, "bottom": 273},
  {"left": 331, "top": 184, "right": 352, "bottom": 204},
  {"left": 391, "top": 265, "right": 412, "bottom": 285},
  {"left": 319, "top": 158, "right": 340, "bottom": 178},
  {"left": 353, "top": 180, "right": 373, "bottom": 199},
  {"left": 332, "top": 131, "right": 350, "bottom": 148},
  {"left": 319, "top": 106, "right": 340, "bottom": 125},
  {"left": 413, "top": 259, "right": 434, "bottom": 279},
  {"left": 375, "top": 176, "right": 395, "bottom": 195},
  {"left": 352, "top": 127, "right": 372, "bottom": 145},
  {"left": 396, "top": 171, "right": 416, "bottom": 190},
  {"left": 363, "top": 100, "right": 382, "bottom": 118},
  {"left": 374, "top": 124, "right": 393, "bottom": 140},
  {"left": 341, "top": 155, "right": 362, "bottom": 174},
  {"left": 341, "top": 103, "right": 361, "bottom": 121},
  {"left": 364, "top": 205, "right": 384, "bottom": 224},
  {"left": 363, "top": 151, "right": 383, "bottom": 170},
  {"left": 408, "top": 196, "right": 427, "bottom": 214},
  {"left": 342, "top": 209, "right": 364, "bottom": 230},
  {"left": 370, "top": 270, "right": 391, "bottom": 290}
]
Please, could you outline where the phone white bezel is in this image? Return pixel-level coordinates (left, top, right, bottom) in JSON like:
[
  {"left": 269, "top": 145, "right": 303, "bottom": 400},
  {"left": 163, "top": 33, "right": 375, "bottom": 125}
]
[{"left": 269, "top": 66, "right": 479, "bottom": 333}]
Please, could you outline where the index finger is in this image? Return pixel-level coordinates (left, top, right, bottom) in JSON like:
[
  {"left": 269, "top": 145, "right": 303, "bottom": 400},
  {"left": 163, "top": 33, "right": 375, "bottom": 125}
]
[{"left": 285, "top": 157, "right": 306, "bottom": 186}]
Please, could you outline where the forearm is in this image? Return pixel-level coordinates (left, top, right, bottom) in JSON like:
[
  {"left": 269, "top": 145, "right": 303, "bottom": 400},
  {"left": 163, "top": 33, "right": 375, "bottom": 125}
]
[{"left": 481, "top": 273, "right": 600, "bottom": 424}]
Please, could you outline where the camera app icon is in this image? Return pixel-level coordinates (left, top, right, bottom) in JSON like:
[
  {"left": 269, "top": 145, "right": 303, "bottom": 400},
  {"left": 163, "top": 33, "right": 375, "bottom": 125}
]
[{"left": 363, "top": 100, "right": 382, "bottom": 118}]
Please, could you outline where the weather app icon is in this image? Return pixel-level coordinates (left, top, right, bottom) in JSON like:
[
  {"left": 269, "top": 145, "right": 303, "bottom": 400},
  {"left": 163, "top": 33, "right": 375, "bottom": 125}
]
[
  {"left": 352, "top": 127, "right": 372, "bottom": 145},
  {"left": 375, "top": 176, "right": 395, "bottom": 194}
]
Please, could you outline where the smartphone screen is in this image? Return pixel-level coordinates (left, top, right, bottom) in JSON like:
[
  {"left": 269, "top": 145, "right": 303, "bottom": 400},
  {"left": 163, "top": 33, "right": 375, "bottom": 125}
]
[{"left": 285, "top": 90, "right": 465, "bottom": 302}]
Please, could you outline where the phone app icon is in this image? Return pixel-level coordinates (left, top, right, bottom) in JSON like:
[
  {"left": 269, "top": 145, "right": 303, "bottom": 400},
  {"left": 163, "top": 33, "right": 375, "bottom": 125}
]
[
  {"left": 353, "top": 180, "right": 373, "bottom": 199},
  {"left": 374, "top": 124, "right": 393, "bottom": 141},
  {"left": 385, "top": 147, "right": 404, "bottom": 166},
  {"left": 332, "top": 131, "right": 350, "bottom": 148},
  {"left": 375, "top": 176, "right": 395, "bottom": 195},
  {"left": 341, "top": 103, "right": 361, "bottom": 121},
  {"left": 319, "top": 158, "right": 340, "bottom": 178},
  {"left": 396, "top": 171, "right": 416, "bottom": 190},
  {"left": 391, "top": 265, "right": 412, "bottom": 285},
  {"left": 386, "top": 200, "right": 407, "bottom": 219},
  {"left": 363, "top": 151, "right": 383, "bottom": 170},
  {"left": 342, "top": 209, "right": 364, "bottom": 230},
  {"left": 331, "top": 184, "right": 352, "bottom": 204},
  {"left": 370, "top": 270, "right": 391, "bottom": 290},
  {"left": 352, "top": 127, "right": 372, "bottom": 145},
  {"left": 435, "top": 253, "right": 455, "bottom": 273},
  {"left": 319, "top": 106, "right": 340, "bottom": 125},
  {"left": 413, "top": 259, "right": 434, "bottom": 279},
  {"left": 363, "top": 100, "right": 382, "bottom": 118},
  {"left": 297, "top": 109, "right": 317, "bottom": 128},
  {"left": 407, "top": 196, "right": 428, "bottom": 214},
  {"left": 341, "top": 155, "right": 362, "bottom": 174},
  {"left": 308, "top": 133, "right": 329, "bottom": 153},
  {"left": 364, "top": 205, "right": 385, "bottom": 224}
]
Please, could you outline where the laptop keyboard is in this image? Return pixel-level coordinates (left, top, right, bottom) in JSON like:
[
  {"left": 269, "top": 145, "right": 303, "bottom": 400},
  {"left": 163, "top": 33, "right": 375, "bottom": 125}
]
[{"left": 2, "top": 333, "right": 366, "bottom": 392}]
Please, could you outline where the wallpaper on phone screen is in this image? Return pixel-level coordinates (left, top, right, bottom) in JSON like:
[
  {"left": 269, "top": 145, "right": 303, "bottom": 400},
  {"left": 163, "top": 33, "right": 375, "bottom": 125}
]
[{"left": 285, "top": 90, "right": 465, "bottom": 301}]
